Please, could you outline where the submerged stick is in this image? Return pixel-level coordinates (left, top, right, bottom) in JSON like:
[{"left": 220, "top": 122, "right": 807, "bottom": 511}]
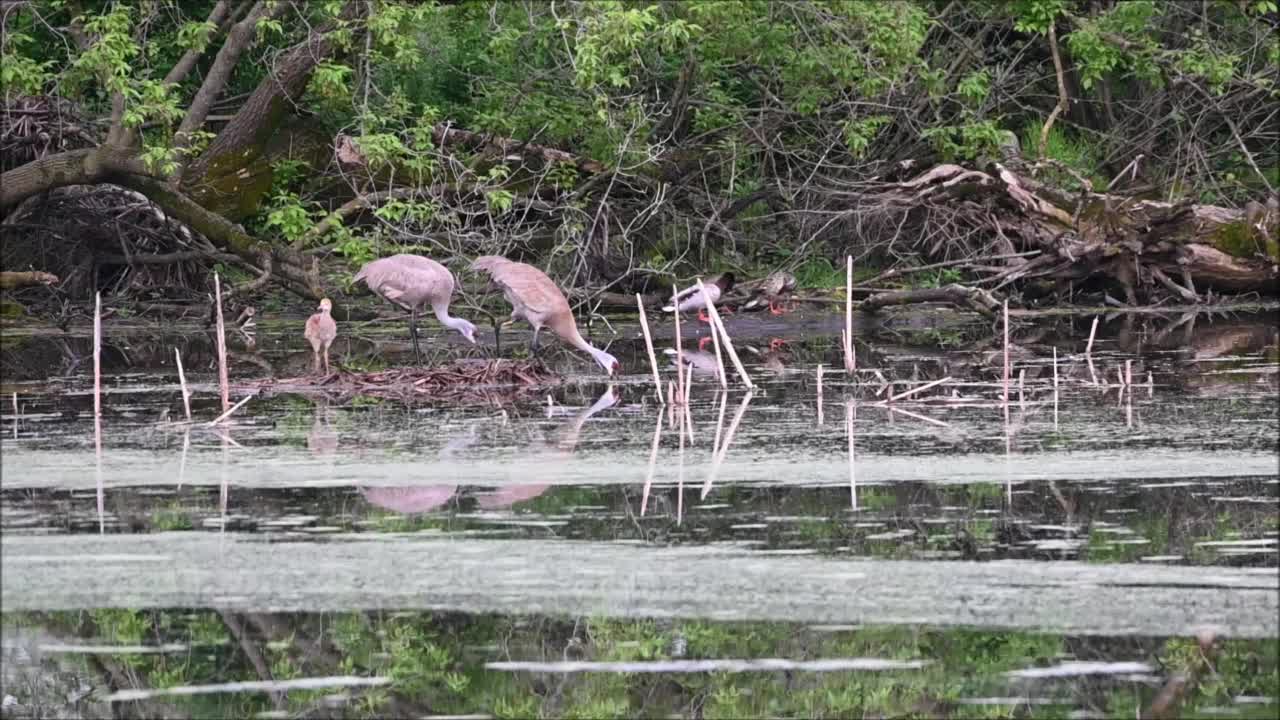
[
  {"left": 636, "top": 294, "right": 664, "bottom": 403},
  {"left": 1085, "top": 316, "right": 1099, "bottom": 385},
  {"left": 844, "top": 255, "right": 855, "bottom": 374},
  {"left": 885, "top": 376, "right": 952, "bottom": 403},
  {"left": 703, "top": 293, "right": 753, "bottom": 389},
  {"left": 214, "top": 273, "right": 230, "bottom": 412},
  {"left": 207, "top": 392, "right": 256, "bottom": 427},
  {"left": 174, "top": 348, "right": 192, "bottom": 422},
  {"left": 672, "top": 285, "right": 686, "bottom": 405},
  {"left": 695, "top": 279, "right": 728, "bottom": 388}
]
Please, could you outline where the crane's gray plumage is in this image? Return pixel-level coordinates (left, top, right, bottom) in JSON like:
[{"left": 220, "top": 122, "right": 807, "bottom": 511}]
[{"left": 354, "top": 254, "right": 477, "bottom": 361}]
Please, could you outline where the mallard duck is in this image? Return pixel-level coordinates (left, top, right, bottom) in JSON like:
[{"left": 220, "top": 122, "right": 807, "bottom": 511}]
[
  {"left": 663, "top": 273, "right": 736, "bottom": 323},
  {"left": 744, "top": 271, "right": 798, "bottom": 315}
]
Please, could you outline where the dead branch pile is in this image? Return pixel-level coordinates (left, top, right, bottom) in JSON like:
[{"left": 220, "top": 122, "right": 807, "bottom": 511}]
[
  {"left": 841, "top": 163, "right": 1279, "bottom": 305},
  {"left": 0, "top": 95, "right": 95, "bottom": 173},
  {"left": 245, "top": 359, "right": 562, "bottom": 403},
  {"left": 0, "top": 183, "right": 232, "bottom": 301}
]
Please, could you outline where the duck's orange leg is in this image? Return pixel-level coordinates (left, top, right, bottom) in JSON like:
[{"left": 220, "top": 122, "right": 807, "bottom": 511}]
[
  {"left": 697, "top": 308, "right": 711, "bottom": 324},
  {"left": 698, "top": 336, "right": 713, "bottom": 351}
]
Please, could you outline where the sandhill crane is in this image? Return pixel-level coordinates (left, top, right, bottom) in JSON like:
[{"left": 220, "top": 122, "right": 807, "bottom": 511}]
[
  {"left": 303, "top": 298, "right": 337, "bottom": 375},
  {"left": 353, "top": 254, "right": 477, "bottom": 362},
  {"left": 470, "top": 255, "right": 619, "bottom": 375},
  {"left": 663, "top": 273, "right": 736, "bottom": 322}
]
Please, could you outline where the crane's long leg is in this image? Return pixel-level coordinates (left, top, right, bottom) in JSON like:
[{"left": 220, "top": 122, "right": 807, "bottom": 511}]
[{"left": 408, "top": 308, "right": 422, "bottom": 364}]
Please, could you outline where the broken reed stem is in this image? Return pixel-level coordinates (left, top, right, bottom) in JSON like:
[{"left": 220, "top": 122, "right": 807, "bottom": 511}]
[
  {"left": 886, "top": 375, "right": 952, "bottom": 403},
  {"left": 214, "top": 273, "right": 230, "bottom": 412},
  {"left": 844, "top": 255, "right": 855, "bottom": 374},
  {"left": 695, "top": 279, "right": 728, "bottom": 387},
  {"left": 672, "top": 285, "right": 686, "bottom": 405},
  {"left": 1085, "top": 316, "right": 1099, "bottom": 385},
  {"left": 636, "top": 294, "right": 664, "bottom": 403},
  {"left": 1001, "top": 300, "right": 1010, "bottom": 418},
  {"left": 1052, "top": 347, "right": 1060, "bottom": 429},
  {"left": 174, "top": 348, "right": 192, "bottom": 422},
  {"left": 207, "top": 392, "right": 256, "bottom": 427},
  {"left": 702, "top": 292, "right": 753, "bottom": 389},
  {"left": 1125, "top": 359, "right": 1133, "bottom": 388}
]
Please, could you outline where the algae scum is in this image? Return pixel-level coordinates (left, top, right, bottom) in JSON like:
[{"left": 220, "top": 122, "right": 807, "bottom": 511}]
[{"left": 2, "top": 308, "right": 1277, "bottom": 718}]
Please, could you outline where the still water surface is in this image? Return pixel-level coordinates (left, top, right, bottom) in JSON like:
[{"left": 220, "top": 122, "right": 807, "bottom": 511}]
[{"left": 2, "top": 307, "right": 1276, "bottom": 718}]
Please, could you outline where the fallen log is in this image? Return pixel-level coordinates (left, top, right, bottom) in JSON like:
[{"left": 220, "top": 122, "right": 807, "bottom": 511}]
[{"left": 858, "top": 284, "right": 1002, "bottom": 319}]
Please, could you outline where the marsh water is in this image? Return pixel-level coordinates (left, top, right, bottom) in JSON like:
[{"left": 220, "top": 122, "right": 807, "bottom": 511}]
[{"left": 2, "top": 305, "right": 1277, "bottom": 718}]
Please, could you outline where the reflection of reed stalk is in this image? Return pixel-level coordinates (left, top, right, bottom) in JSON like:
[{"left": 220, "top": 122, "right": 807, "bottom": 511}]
[
  {"left": 1002, "top": 299, "right": 1010, "bottom": 421},
  {"left": 640, "top": 410, "right": 663, "bottom": 517}
]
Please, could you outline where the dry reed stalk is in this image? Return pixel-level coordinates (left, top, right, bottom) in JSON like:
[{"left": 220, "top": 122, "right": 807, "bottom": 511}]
[
  {"left": 636, "top": 294, "right": 664, "bottom": 403},
  {"left": 694, "top": 280, "right": 728, "bottom": 387},
  {"left": 701, "top": 284, "right": 753, "bottom": 389},
  {"left": 1147, "top": 371, "right": 1154, "bottom": 398},
  {"left": 1002, "top": 300, "right": 1010, "bottom": 420},
  {"left": 667, "top": 382, "right": 676, "bottom": 425},
  {"left": 682, "top": 369, "right": 696, "bottom": 445},
  {"left": 11, "top": 392, "right": 17, "bottom": 440},
  {"left": 886, "top": 404, "right": 951, "bottom": 428},
  {"left": 207, "top": 392, "right": 256, "bottom": 427},
  {"left": 844, "top": 256, "right": 855, "bottom": 374},
  {"left": 1085, "top": 316, "right": 1100, "bottom": 385},
  {"left": 886, "top": 376, "right": 952, "bottom": 403},
  {"left": 94, "top": 291, "right": 102, "bottom": 422},
  {"left": 174, "top": 348, "right": 192, "bottom": 422},
  {"left": 640, "top": 410, "right": 663, "bottom": 517},
  {"left": 214, "top": 273, "right": 230, "bottom": 412},
  {"left": 1018, "top": 368, "right": 1026, "bottom": 410},
  {"left": 816, "top": 364, "right": 824, "bottom": 426},
  {"left": 1125, "top": 359, "right": 1133, "bottom": 387},
  {"left": 672, "top": 285, "right": 686, "bottom": 405}
]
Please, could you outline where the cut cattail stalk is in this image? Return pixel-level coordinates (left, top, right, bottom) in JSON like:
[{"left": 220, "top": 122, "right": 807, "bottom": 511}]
[
  {"left": 94, "top": 291, "right": 102, "bottom": 422},
  {"left": 672, "top": 285, "right": 686, "bottom": 404},
  {"left": 636, "top": 294, "right": 664, "bottom": 403},
  {"left": 1002, "top": 299, "right": 1010, "bottom": 420},
  {"left": 886, "top": 376, "right": 952, "bottom": 403},
  {"left": 701, "top": 284, "right": 753, "bottom": 389},
  {"left": 816, "top": 364, "right": 824, "bottom": 426},
  {"left": 844, "top": 255, "right": 855, "bottom": 374},
  {"left": 214, "top": 273, "right": 230, "bottom": 412},
  {"left": 207, "top": 392, "right": 256, "bottom": 427},
  {"left": 695, "top": 279, "right": 728, "bottom": 387},
  {"left": 1125, "top": 359, "right": 1133, "bottom": 387},
  {"left": 1085, "top": 316, "right": 1099, "bottom": 385},
  {"left": 682, "top": 370, "right": 695, "bottom": 445},
  {"left": 174, "top": 348, "right": 192, "bottom": 422},
  {"left": 640, "top": 410, "right": 663, "bottom": 517}
]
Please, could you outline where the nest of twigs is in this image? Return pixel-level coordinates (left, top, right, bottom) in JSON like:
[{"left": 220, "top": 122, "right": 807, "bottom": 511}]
[{"left": 246, "top": 359, "right": 563, "bottom": 403}]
